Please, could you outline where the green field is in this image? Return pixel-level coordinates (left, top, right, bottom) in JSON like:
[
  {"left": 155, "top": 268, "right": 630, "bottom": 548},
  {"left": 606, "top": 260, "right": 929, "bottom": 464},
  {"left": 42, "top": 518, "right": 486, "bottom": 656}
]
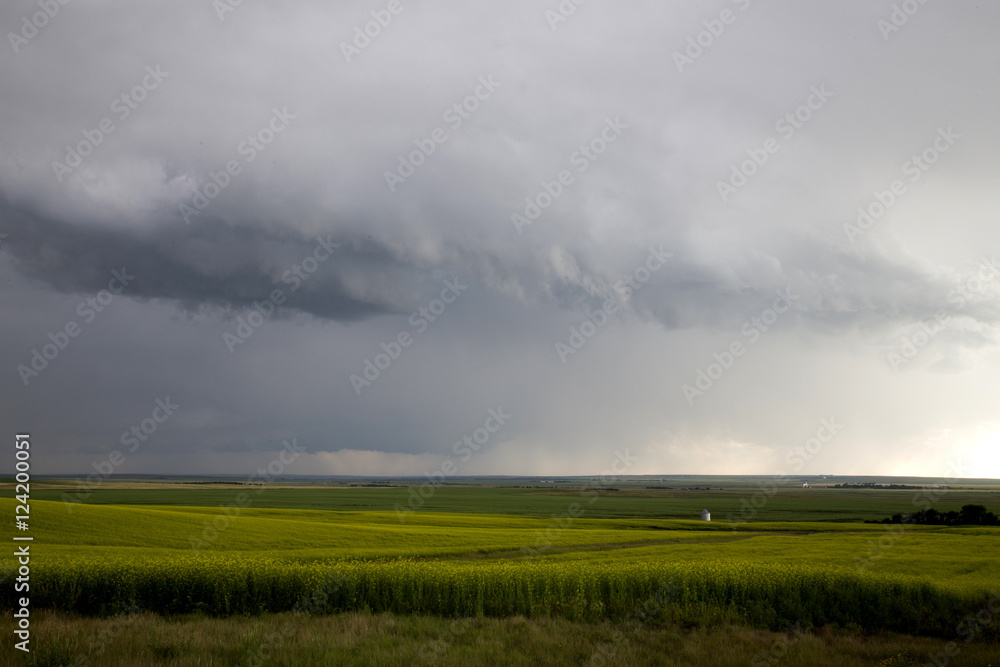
[
  {"left": 33, "top": 478, "right": 1000, "bottom": 521},
  {"left": 5, "top": 479, "right": 1000, "bottom": 665}
]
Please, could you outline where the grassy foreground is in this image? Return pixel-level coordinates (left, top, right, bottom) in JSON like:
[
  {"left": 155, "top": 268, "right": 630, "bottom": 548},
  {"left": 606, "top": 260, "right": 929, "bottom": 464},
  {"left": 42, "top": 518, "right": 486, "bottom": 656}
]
[{"left": 4, "top": 610, "right": 1000, "bottom": 667}]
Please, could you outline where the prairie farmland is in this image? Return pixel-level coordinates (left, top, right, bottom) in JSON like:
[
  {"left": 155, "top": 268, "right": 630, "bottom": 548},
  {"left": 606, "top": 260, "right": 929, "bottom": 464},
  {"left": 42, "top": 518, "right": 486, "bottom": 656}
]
[{"left": 2, "top": 479, "right": 1000, "bottom": 665}]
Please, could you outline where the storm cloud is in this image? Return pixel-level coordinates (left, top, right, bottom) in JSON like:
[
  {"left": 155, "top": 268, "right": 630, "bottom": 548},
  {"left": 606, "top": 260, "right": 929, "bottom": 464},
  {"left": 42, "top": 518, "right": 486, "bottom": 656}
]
[{"left": 2, "top": 0, "right": 999, "bottom": 478}]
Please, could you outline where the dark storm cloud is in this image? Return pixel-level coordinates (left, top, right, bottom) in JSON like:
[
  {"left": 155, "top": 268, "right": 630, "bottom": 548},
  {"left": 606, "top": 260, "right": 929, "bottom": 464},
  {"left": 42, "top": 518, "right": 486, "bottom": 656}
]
[
  {"left": 2, "top": 0, "right": 1000, "bottom": 477},
  {"left": 6, "top": 187, "right": 985, "bottom": 344},
  {"left": 0, "top": 197, "right": 391, "bottom": 321}
]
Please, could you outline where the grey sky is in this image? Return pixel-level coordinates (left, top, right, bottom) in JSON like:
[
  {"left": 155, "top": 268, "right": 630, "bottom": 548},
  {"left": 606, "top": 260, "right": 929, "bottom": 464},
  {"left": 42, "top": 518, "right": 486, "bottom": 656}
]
[{"left": 2, "top": 0, "right": 999, "bottom": 478}]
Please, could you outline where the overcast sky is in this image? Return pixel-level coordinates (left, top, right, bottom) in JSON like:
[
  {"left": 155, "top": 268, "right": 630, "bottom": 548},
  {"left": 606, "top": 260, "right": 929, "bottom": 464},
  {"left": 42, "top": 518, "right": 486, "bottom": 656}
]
[{"left": 2, "top": 1, "right": 999, "bottom": 479}]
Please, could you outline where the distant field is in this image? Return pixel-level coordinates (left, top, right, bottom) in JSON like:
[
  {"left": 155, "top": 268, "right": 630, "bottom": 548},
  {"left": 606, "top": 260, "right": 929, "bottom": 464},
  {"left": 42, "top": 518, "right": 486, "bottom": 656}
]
[
  {"left": 4, "top": 479, "right": 1000, "bottom": 665},
  {"left": 27, "top": 477, "right": 1000, "bottom": 522}
]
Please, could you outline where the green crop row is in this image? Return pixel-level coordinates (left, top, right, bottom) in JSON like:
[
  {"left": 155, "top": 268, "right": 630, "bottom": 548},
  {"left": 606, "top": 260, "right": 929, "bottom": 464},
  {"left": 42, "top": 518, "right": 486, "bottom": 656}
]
[{"left": 11, "top": 555, "right": 992, "bottom": 637}]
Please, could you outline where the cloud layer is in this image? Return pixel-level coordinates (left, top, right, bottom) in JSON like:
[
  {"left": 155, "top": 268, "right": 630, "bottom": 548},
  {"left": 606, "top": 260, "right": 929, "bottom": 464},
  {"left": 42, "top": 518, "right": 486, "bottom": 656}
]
[{"left": 2, "top": 0, "right": 999, "bottom": 478}]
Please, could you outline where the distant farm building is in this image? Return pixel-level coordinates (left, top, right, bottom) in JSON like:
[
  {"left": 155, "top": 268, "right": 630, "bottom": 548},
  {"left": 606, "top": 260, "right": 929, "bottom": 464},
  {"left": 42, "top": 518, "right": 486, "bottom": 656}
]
[
  {"left": 700, "top": 509, "right": 711, "bottom": 521},
  {"left": 802, "top": 483, "right": 810, "bottom": 488}
]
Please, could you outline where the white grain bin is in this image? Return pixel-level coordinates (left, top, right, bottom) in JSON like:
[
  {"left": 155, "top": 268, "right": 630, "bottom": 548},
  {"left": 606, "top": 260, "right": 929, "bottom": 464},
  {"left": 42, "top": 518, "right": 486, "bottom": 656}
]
[{"left": 700, "top": 509, "right": 711, "bottom": 522}]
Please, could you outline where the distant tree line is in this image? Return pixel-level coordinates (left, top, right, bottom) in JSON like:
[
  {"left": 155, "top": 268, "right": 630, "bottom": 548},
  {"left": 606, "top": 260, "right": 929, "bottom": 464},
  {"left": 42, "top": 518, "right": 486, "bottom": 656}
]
[{"left": 870, "top": 504, "right": 999, "bottom": 526}]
